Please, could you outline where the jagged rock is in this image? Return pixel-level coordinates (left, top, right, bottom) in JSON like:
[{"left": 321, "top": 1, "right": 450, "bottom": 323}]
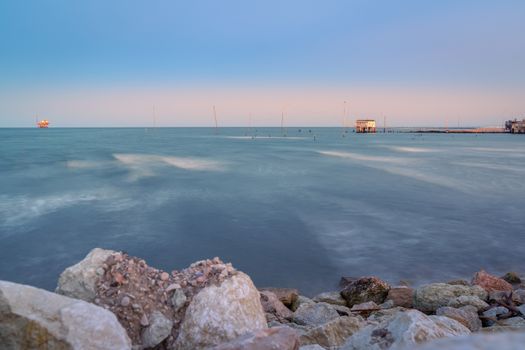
[
  {"left": 436, "top": 306, "right": 481, "bottom": 332},
  {"left": 141, "top": 311, "right": 173, "bottom": 348},
  {"left": 386, "top": 286, "right": 414, "bottom": 308},
  {"left": 312, "top": 291, "right": 347, "bottom": 306},
  {"left": 212, "top": 327, "right": 300, "bottom": 350},
  {"left": 291, "top": 296, "right": 315, "bottom": 312},
  {"left": 260, "top": 290, "right": 293, "bottom": 322},
  {"left": 350, "top": 301, "right": 379, "bottom": 312},
  {"left": 447, "top": 295, "right": 489, "bottom": 311},
  {"left": 299, "top": 316, "right": 363, "bottom": 349},
  {"left": 171, "top": 288, "right": 187, "bottom": 312},
  {"left": 501, "top": 272, "right": 521, "bottom": 285},
  {"left": 341, "top": 277, "right": 390, "bottom": 306},
  {"left": 259, "top": 288, "right": 299, "bottom": 308},
  {"left": 514, "top": 289, "right": 525, "bottom": 304},
  {"left": 56, "top": 248, "right": 116, "bottom": 301},
  {"left": 409, "top": 331, "right": 525, "bottom": 350},
  {"left": 174, "top": 272, "right": 267, "bottom": 350},
  {"left": 340, "top": 309, "right": 470, "bottom": 350},
  {"left": 414, "top": 283, "right": 487, "bottom": 313},
  {"left": 482, "top": 306, "right": 509, "bottom": 326},
  {"left": 292, "top": 302, "right": 340, "bottom": 327},
  {"left": 0, "top": 280, "right": 131, "bottom": 350},
  {"left": 472, "top": 270, "right": 513, "bottom": 293},
  {"left": 339, "top": 277, "right": 358, "bottom": 289}
]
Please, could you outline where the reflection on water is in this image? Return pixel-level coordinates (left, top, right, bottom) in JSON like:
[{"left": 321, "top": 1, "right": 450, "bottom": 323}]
[{"left": 0, "top": 128, "right": 524, "bottom": 295}]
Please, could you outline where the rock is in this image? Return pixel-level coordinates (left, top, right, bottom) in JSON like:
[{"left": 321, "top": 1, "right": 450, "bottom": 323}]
[
  {"left": 409, "top": 331, "right": 525, "bottom": 350},
  {"left": 350, "top": 301, "right": 379, "bottom": 312},
  {"left": 502, "top": 272, "right": 521, "bottom": 284},
  {"left": 299, "top": 316, "right": 363, "bottom": 349},
  {"left": 141, "top": 311, "right": 173, "bottom": 348},
  {"left": 340, "top": 309, "right": 470, "bottom": 350},
  {"left": 0, "top": 280, "right": 131, "bottom": 349},
  {"left": 160, "top": 272, "right": 170, "bottom": 281},
  {"left": 380, "top": 300, "right": 395, "bottom": 309},
  {"left": 211, "top": 327, "right": 300, "bottom": 350},
  {"left": 435, "top": 306, "right": 481, "bottom": 332},
  {"left": 56, "top": 248, "right": 116, "bottom": 301},
  {"left": 414, "top": 283, "right": 487, "bottom": 313},
  {"left": 174, "top": 272, "right": 267, "bottom": 350},
  {"left": 340, "top": 277, "right": 390, "bottom": 306},
  {"left": 259, "top": 288, "right": 299, "bottom": 308},
  {"left": 514, "top": 289, "right": 525, "bottom": 304},
  {"left": 292, "top": 302, "right": 340, "bottom": 327},
  {"left": 498, "top": 316, "right": 525, "bottom": 328},
  {"left": 339, "top": 276, "right": 357, "bottom": 289},
  {"left": 299, "top": 345, "right": 325, "bottom": 350},
  {"left": 447, "top": 279, "right": 470, "bottom": 286},
  {"left": 260, "top": 290, "right": 293, "bottom": 322},
  {"left": 120, "top": 296, "right": 130, "bottom": 307},
  {"left": 171, "top": 288, "right": 187, "bottom": 312},
  {"left": 140, "top": 313, "right": 149, "bottom": 327},
  {"left": 447, "top": 295, "right": 489, "bottom": 311},
  {"left": 472, "top": 270, "right": 513, "bottom": 293},
  {"left": 386, "top": 286, "right": 414, "bottom": 308},
  {"left": 482, "top": 307, "right": 509, "bottom": 326},
  {"left": 488, "top": 290, "right": 512, "bottom": 304},
  {"left": 291, "top": 296, "right": 315, "bottom": 312},
  {"left": 517, "top": 304, "right": 525, "bottom": 315},
  {"left": 312, "top": 291, "right": 347, "bottom": 306}
]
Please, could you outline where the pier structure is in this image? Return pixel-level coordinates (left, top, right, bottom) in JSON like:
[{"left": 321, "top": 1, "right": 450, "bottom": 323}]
[
  {"left": 505, "top": 119, "right": 525, "bottom": 134},
  {"left": 355, "top": 119, "right": 376, "bottom": 133}
]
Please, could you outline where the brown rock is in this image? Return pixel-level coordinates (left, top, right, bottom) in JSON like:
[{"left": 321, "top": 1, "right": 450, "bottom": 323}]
[
  {"left": 436, "top": 306, "right": 482, "bottom": 332},
  {"left": 211, "top": 327, "right": 300, "bottom": 350},
  {"left": 472, "top": 270, "right": 513, "bottom": 293},
  {"left": 386, "top": 286, "right": 414, "bottom": 308},
  {"left": 447, "top": 279, "right": 471, "bottom": 286},
  {"left": 260, "top": 291, "right": 293, "bottom": 322},
  {"left": 259, "top": 288, "right": 298, "bottom": 307},
  {"left": 339, "top": 276, "right": 358, "bottom": 289},
  {"left": 502, "top": 272, "right": 522, "bottom": 285},
  {"left": 341, "top": 277, "right": 390, "bottom": 307},
  {"left": 300, "top": 316, "right": 364, "bottom": 349}
]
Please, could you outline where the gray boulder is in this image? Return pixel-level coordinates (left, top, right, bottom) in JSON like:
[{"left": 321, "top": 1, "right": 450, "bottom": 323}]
[
  {"left": 312, "top": 291, "right": 347, "bottom": 306},
  {"left": 414, "top": 283, "right": 487, "bottom": 313},
  {"left": 0, "top": 280, "right": 131, "bottom": 350},
  {"left": 292, "top": 302, "right": 340, "bottom": 327},
  {"left": 291, "top": 296, "right": 315, "bottom": 312},
  {"left": 447, "top": 295, "right": 489, "bottom": 311},
  {"left": 341, "top": 309, "right": 470, "bottom": 350},
  {"left": 436, "top": 306, "right": 481, "bottom": 332},
  {"left": 56, "top": 248, "right": 115, "bottom": 301},
  {"left": 174, "top": 272, "right": 267, "bottom": 350},
  {"left": 212, "top": 327, "right": 300, "bottom": 350},
  {"left": 299, "top": 316, "right": 363, "bottom": 349},
  {"left": 141, "top": 311, "right": 173, "bottom": 348}
]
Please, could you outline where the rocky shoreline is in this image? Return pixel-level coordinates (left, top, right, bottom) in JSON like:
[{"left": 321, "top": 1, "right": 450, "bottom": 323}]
[{"left": 1, "top": 248, "right": 524, "bottom": 349}]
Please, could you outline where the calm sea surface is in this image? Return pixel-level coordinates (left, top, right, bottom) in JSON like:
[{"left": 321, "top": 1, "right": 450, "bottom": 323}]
[{"left": 1, "top": 127, "right": 524, "bottom": 295}]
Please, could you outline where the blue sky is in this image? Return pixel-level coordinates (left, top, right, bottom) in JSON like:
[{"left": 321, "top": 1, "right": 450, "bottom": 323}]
[{"left": 0, "top": 0, "right": 524, "bottom": 126}]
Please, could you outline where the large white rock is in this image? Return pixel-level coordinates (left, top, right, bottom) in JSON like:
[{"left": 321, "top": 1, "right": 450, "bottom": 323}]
[
  {"left": 409, "top": 331, "right": 525, "bottom": 350},
  {"left": 174, "top": 272, "right": 267, "bottom": 350},
  {"left": 0, "top": 280, "right": 131, "bottom": 350},
  {"left": 341, "top": 309, "right": 470, "bottom": 350},
  {"left": 56, "top": 248, "right": 115, "bottom": 301},
  {"left": 414, "top": 283, "right": 487, "bottom": 313}
]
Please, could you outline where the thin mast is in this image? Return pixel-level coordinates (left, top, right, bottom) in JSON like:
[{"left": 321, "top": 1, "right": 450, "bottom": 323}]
[
  {"left": 281, "top": 110, "right": 284, "bottom": 136},
  {"left": 213, "top": 105, "right": 218, "bottom": 134}
]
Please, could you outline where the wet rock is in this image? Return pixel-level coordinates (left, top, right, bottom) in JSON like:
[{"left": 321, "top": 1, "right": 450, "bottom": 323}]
[
  {"left": 292, "top": 302, "right": 340, "bottom": 327},
  {"left": 0, "top": 280, "right": 131, "bottom": 350},
  {"left": 502, "top": 272, "right": 521, "bottom": 285},
  {"left": 472, "top": 270, "right": 513, "bottom": 293},
  {"left": 435, "top": 306, "right": 482, "bottom": 332},
  {"left": 259, "top": 288, "right": 299, "bottom": 308},
  {"left": 171, "top": 288, "right": 187, "bottom": 312},
  {"left": 414, "top": 283, "right": 487, "bottom": 313},
  {"left": 212, "top": 327, "right": 300, "bottom": 350},
  {"left": 174, "top": 272, "right": 267, "bottom": 350},
  {"left": 340, "top": 277, "right": 390, "bottom": 306},
  {"left": 141, "top": 311, "right": 173, "bottom": 348},
  {"left": 340, "top": 309, "right": 470, "bottom": 350},
  {"left": 447, "top": 295, "right": 489, "bottom": 311},
  {"left": 299, "top": 316, "right": 364, "bottom": 349},
  {"left": 312, "top": 291, "right": 347, "bottom": 306},
  {"left": 291, "top": 295, "right": 315, "bottom": 312},
  {"left": 409, "top": 331, "right": 525, "bottom": 350},
  {"left": 260, "top": 290, "right": 293, "bottom": 323},
  {"left": 56, "top": 248, "right": 116, "bottom": 301},
  {"left": 386, "top": 286, "right": 414, "bottom": 308}
]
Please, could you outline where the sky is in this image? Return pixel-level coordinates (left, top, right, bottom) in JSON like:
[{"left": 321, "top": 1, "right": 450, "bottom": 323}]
[{"left": 0, "top": 0, "right": 524, "bottom": 127}]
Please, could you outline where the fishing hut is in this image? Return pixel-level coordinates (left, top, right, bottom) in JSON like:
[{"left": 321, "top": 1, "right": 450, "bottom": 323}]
[
  {"left": 505, "top": 119, "right": 525, "bottom": 134},
  {"left": 355, "top": 119, "right": 376, "bottom": 133}
]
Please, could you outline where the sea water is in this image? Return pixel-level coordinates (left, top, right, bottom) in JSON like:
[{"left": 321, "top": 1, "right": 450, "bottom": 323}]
[{"left": 1, "top": 127, "right": 524, "bottom": 295}]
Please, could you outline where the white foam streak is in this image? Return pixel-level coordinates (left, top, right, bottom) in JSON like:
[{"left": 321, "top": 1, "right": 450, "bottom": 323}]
[{"left": 318, "top": 150, "right": 408, "bottom": 164}]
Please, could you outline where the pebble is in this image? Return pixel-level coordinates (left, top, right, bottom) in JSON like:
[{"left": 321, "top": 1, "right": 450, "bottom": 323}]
[
  {"left": 160, "top": 272, "right": 170, "bottom": 281},
  {"left": 166, "top": 283, "right": 181, "bottom": 292},
  {"left": 120, "top": 296, "right": 130, "bottom": 307},
  {"left": 140, "top": 313, "right": 149, "bottom": 327}
]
